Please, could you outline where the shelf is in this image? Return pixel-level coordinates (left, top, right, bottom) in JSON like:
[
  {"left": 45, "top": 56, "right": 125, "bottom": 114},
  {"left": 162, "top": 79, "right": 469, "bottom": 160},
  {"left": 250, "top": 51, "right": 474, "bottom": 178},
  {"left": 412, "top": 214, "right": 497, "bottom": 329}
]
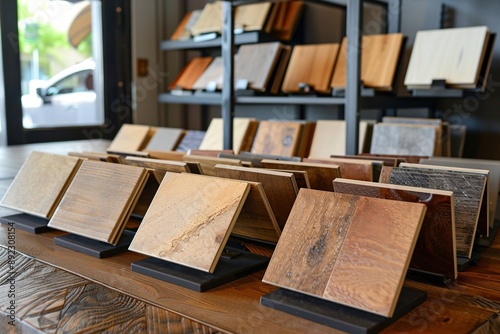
[
  {"left": 236, "top": 96, "right": 346, "bottom": 105},
  {"left": 161, "top": 31, "right": 275, "bottom": 51},
  {"left": 158, "top": 93, "right": 221, "bottom": 105}
]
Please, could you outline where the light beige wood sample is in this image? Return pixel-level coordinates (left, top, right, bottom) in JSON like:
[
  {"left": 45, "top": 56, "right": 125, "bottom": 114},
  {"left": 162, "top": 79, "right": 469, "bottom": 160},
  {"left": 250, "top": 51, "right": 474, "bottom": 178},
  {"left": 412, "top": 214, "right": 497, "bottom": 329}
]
[
  {"left": 250, "top": 120, "right": 303, "bottom": 157},
  {"left": 370, "top": 123, "right": 438, "bottom": 156},
  {"left": 215, "top": 164, "right": 298, "bottom": 229},
  {"left": 261, "top": 159, "right": 340, "bottom": 191},
  {"left": 68, "top": 151, "right": 123, "bottom": 163},
  {"left": 308, "top": 120, "right": 374, "bottom": 157},
  {"left": 234, "top": 3, "right": 272, "bottom": 31},
  {"left": 233, "top": 181, "right": 281, "bottom": 243},
  {"left": 0, "top": 152, "right": 82, "bottom": 219},
  {"left": 48, "top": 161, "right": 149, "bottom": 245},
  {"left": 182, "top": 155, "right": 242, "bottom": 177},
  {"left": 190, "top": 2, "right": 223, "bottom": 36},
  {"left": 199, "top": 118, "right": 259, "bottom": 154},
  {"left": 281, "top": 43, "right": 340, "bottom": 94},
  {"left": 192, "top": 57, "right": 223, "bottom": 91},
  {"left": 169, "top": 57, "right": 214, "bottom": 91},
  {"left": 108, "top": 124, "right": 153, "bottom": 153},
  {"left": 144, "top": 127, "right": 185, "bottom": 152},
  {"left": 263, "top": 189, "right": 425, "bottom": 317},
  {"left": 145, "top": 150, "right": 185, "bottom": 161},
  {"left": 124, "top": 156, "right": 190, "bottom": 182},
  {"left": 129, "top": 173, "right": 250, "bottom": 273},
  {"left": 235, "top": 42, "right": 282, "bottom": 91},
  {"left": 404, "top": 26, "right": 490, "bottom": 88},
  {"left": 331, "top": 33, "right": 404, "bottom": 91},
  {"left": 170, "top": 11, "right": 193, "bottom": 41},
  {"left": 305, "top": 157, "right": 376, "bottom": 182}
]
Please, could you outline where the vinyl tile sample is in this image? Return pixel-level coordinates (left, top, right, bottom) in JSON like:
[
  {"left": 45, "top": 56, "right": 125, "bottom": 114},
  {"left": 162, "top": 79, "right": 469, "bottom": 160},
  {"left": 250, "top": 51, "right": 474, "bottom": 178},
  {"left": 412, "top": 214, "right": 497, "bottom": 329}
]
[
  {"left": 182, "top": 155, "right": 242, "bottom": 177},
  {"left": 331, "top": 33, "right": 404, "bottom": 91},
  {"left": 261, "top": 159, "right": 340, "bottom": 191},
  {"left": 281, "top": 43, "right": 340, "bottom": 94},
  {"left": 370, "top": 123, "right": 438, "bottom": 156},
  {"left": 48, "top": 161, "right": 149, "bottom": 245},
  {"left": 215, "top": 164, "right": 298, "bottom": 230},
  {"left": 145, "top": 127, "right": 184, "bottom": 152},
  {"left": 235, "top": 42, "right": 282, "bottom": 91},
  {"left": 234, "top": 2, "right": 272, "bottom": 31},
  {"left": 404, "top": 26, "right": 490, "bottom": 88},
  {"left": 169, "top": 57, "right": 214, "bottom": 91},
  {"left": 175, "top": 130, "right": 206, "bottom": 152},
  {"left": 108, "top": 124, "right": 152, "bottom": 152},
  {"left": 0, "top": 152, "right": 82, "bottom": 218},
  {"left": 250, "top": 120, "right": 303, "bottom": 157},
  {"left": 263, "top": 189, "right": 425, "bottom": 317},
  {"left": 129, "top": 173, "right": 250, "bottom": 273},
  {"left": 199, "top": 118, "right": 258, "bottom": 154},
  {"left": 192, "top": 57, "right": 223, "bottom": 91},
  {"left": 304, "top": 157, "right": 374, "bottom": 182},
  {"left": 386, "top": 167, "right": 486, "bottom": 258},
  {"left": 333, "top": 178, "right": 456, "bottom": 279}
]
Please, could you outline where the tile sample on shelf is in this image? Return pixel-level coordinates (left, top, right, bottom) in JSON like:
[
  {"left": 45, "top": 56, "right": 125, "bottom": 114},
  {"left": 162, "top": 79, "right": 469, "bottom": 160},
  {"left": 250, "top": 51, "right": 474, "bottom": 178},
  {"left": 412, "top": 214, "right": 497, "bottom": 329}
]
[
  {"left": 381, "top": 117, "right": 442, "bottom": 127},
  {"left": 281, "top": 43, "right": 340, "bottom": 94},
  {"left": 250, "top": 120, "right": 303, "bottom": 157},
  {"left": 190, "top": 2, "right": 223, "bottom": 36},
  {"left": 175, "top": 130, "right": 206, "bottom": 152},
  {"left": 129, "top": 173, "right": 250, "bottom": 273},
  {"left": 331, "top": 33, "right": 404, "bottom": 91},
  {"left": 261, "top": 159, "right": 340, "bottom": 191},
  {"left": 169, "top": 57, "right": 214, "bottom": 91},
  {"left": 182, "top": 155, "right": 242, "bottom": 177},
  {"left": 263, "top": 189, "right": 425, "bottom": 317},
  {"left": 333, "top": 178, "right": 456, "bottom": 279},
  {"left": 234, "top": 2, "right": 272, "bottom": 32},
  {"left": 192, "top": 57, "right": 223, "bottom": 91},
  {"left": 170, "top": 10, "right": 202, "bottom": 41},
  {"left": 404, "top": 26, "right": 490, "bottom": 89},
  {"left": 199, "top": 118, "right": 259, "bottom": 154},
  {"left": 270, "top": 1, "right": 304, "bottom": 41},
  {"left": 144, "top": 127, "right": 184, "bottom": 152},
  {"left": 304, "top": 157, "right": 376, "bottom": 182},
  {"left": 384, "top": 166, "right": 486, "bottom": 258},
  {"left": 215, "top": 164, "right": 298, "bottom": 230},
  {"left": 48, "top": 161, "right": 149, "bottom": 245},
  {"left": 235, "top": 42, "right": 282, "bottom": 91},
  {"left": 0, "top": 152, "right": 82, "bottom": 219},
  {"left": 269, "top": 45, "right": 292, "bottom": 94},
  {"left": 370, "top": 123, "right": 438, "bottom": 157},
  {"left": 107, "top": 124, "right": 152, "bottom": 153}
]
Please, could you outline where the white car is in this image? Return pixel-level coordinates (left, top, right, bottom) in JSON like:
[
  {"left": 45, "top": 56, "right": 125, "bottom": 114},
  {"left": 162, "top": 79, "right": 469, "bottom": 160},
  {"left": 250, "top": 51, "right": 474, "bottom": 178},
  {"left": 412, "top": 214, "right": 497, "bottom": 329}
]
[{"left": 22, "top": 58, "right": 101, "bottom": 128}]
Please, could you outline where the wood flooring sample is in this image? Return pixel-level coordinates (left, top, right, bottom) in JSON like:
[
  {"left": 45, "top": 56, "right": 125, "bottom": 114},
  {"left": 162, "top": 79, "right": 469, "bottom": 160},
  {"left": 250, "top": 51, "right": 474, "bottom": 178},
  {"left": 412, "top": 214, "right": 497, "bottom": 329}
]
[
  {"left": 386, "top": 167, "right": 485, "bottom": 258},
  {"left": 405, "top": 26, "right": 489, "bottom": 88},
  {"left": 175, "top": 130, "right": 206, "bottom": 152},
  {"left": 331, "top": 33, "right": 404, "bottom": 91},
  {"left": 182, "top": 155, "right": 242, "bottom": 177},
  {"left": 215, "top": 164, "right": 298, "bottom": 230},
  {"left": 108, "top": 124, "right": 152, "bottom": 152},
  {"left": 169, "top": 57, "right": 214, "bottom": 91},
  {"left": 250, "top": 120, "right": 303, "bottom": 157},
  {"left": 333, "top": 178, "right": 456, "bottom": 279},
  {"left": 235, "top": 3, "right": 272, "bottom": 31},
  {"left": 261, "top": 159, "right": 340, "bottom": 191},
  {"left": 271, "top": 1, "right": 304, "bottom": 41},
  {"left": 145, "top": 127, "right": 184, "bottom": 152},
  {"left": 199, "top": 118, "right": 258, "bottom": 154},
  {"left": 170, "top": 10, "right": 202, "bottom": 40},
  {"left": 192, "top": 57, "right": 223, "bottom": 91},
  {"left": 190, "top": 2, "right": 223, "bottom": 36},
  {"left": 235, "top": 43, "right": 282, "bottom": 91},
  {"left": 282, "top": 44, "right": 340, "bottom": 94},
  {"left": 48, "top": 161, "right": 149, "bottom": 245},
  {"left": 129, "top": 173, "right": 250, "bottom": 273},
  {"left": 370, "top": 123, "right": 438, "bottom": 156},
  {"left": 305, "top": 157, "right": 374, "bottom": 182},
  {"left": 0, "top": 152, "right": 82, "bottom": 218},
  {"left": 263, "top": 189, "right": 425, "bottom": 317}
]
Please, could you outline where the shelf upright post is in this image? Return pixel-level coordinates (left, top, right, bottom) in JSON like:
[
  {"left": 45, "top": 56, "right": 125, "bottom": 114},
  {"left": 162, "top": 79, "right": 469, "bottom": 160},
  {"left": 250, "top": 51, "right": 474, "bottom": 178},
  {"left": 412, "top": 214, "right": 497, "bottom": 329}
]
[
  {"left": 387, "top": 0, "right": 402, "bottom": 33},
  {"left": 221, "top": 1, "right": 235, "bottom": 150},
  {"left": 345, "top": 0, "right": 363, "bottom": 155}
]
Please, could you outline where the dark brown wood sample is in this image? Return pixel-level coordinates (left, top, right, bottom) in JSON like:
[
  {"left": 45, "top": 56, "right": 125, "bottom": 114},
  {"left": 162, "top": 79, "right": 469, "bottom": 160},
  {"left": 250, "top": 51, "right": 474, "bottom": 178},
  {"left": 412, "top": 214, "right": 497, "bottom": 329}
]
[
  {"left": 304, "top": 157, "right": 375, "bottom": 182},
  {"left": 169, "top": 57, "right": 214, "bottom": 91},
  {"left": 269, "top": 45, "right": 292, "bottom": 94},
  {"left": 215, "top": 164, "right": 298, "bottom": 230},
  {"left": 48, "top": 161, "right": 149, "bottom": 245},
  {"left": 270, "top": 1, "right": 304, "bottom": 41},
  {"left": 263, "top": 189, "right": 425, "bottom": 317},
  {"left": 250, "top": 120, "right": 303, "bottom": 157},
  {"left": 281, "top": 43, "right": 340, "bottom": 94},
  {"left": 235, "top": 42, "right": 282, "bottom": 91},
  {"left": 261, "top": 159, "right": 340, "bottom": 191},
  {"left": 384, "top": 167, "right": 486, "bottom": 258},
  {"left": 0, "top": 152, "right": 82, "bottom": 219},
  {"left": 182, "top": 155, "right": 242, "bottom": 177},
  {"left": 333, "top": 178, "right": 457, "bottom": 279}
]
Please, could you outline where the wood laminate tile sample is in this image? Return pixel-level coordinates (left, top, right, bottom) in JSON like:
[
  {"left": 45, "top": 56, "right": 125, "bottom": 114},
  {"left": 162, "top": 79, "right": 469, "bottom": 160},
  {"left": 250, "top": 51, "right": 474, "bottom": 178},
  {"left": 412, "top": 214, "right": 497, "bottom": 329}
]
[
  {"left": 261, "top": 159, "right": 340, "bottom": 191},
  {"left": 281, "top": 44, "right": 340, "bottom": 94},
  {"left": 175, "top": 130, "right": 206, "bottom": 152},
  {"left": 378, "top": 166, "right": 394, "bottom": 183},
  {"left": 271, "top": 1, "right": 304, "bottom": 41},
  {"left": 129, "top": 173, "right": 250, "bottom": 273},
  {"left": 169, "top": 57, "right": 214, "bottom": 91},
  {"left": 404, "top": 26, "right": 490, "bottom": 88},
  {"left": 270, "top": 45, "right": 292, "bottom": 94},
  {"left": 233, "top": 181, "right": 281, "bottom": 243},
  {"left": 108, "top": 124, "right": 152, "bottom": 152},
  {"left": 215, "top": 164, "right": 298, "bottom": 230},
  {"left": 144, "top": 127, "right": 184, "bottom": 152},
  {"left": 68, "top": 151, "right": 121, "bottom": 163},
  {"left": 304, "top": 157, "right": 374, "bottom": 182},
  {"left": 0, "top": 152, "right": 82, "bottom": 218},
  {"left": 234, "top": 3, "right": 272, "bottom": 32},
  {"left": 182, "top": 155, "right": 242, "bottom": 177},
  {"left": 144, "top": 150, "right": 184, "bottom": 161},
  {"left": 263, "top": 189, "right": 425, "bottom": 317},
  {"left": 191, "top": 57, "right": 223, "bottom": 91},
  {"left": 265, "top": 169, "right": 310, "bottom": 189},
  {"left": 199, "top": 118, "right": 258, "bottom": 154},
  {"left": 190, "top": 2, "right": 223, "bottom": 36},
  {"left": 170, "top": 10, "right": 202, "bottom": 41},
  {"left": 250, "top": 120, "right": 303, "bottom": 157},
  {"left": 48, "top": 161, "right": 149, "bottom": 245},
  {"left": 330, "top": 155, "right": 398, "bottom": 167},
  {"left": 124, "top": 157, "right": 190, "bottom": 182},
  {"left": 386, "top": 167, "right": 486, "bottom": 258},
  {"left": 331, "top": 33, "right": 404, "bottom": 91},
  {"left": 382, "top": 117, "right": 442, "bottom": 127},
  {"left": 235, "top": 43, "right": 282, "bottom": 91},
  {"left": 333, "top": 178, "right": 456, "bottom": 279},
  {"left": 370, "top": 123, "right": 438, "bottom": 156}
]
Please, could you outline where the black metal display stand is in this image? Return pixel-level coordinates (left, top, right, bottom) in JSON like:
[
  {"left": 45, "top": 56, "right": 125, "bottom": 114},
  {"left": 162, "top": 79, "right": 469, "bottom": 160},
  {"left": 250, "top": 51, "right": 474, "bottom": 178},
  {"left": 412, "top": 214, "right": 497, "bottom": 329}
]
[
  {"left": 0, "top": 213, "right": 51, "bottom": 234},
  {"left": 477, "top": 220, "right": 500, "bottom": 248},
  {"left": 131, "top": 247, "right": 269, "bottom": 292},
  {"left": 261, "top": 287, "right": 427, "bottom": 334},
  {"left": 54, "top": 230, "right": 135, "bottom": 258}
]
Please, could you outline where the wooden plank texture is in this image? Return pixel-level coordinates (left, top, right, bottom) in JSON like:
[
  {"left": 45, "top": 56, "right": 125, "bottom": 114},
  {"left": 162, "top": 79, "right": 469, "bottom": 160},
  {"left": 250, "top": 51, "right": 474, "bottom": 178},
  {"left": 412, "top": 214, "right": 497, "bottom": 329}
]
[
  {"left": 190, "top": 2, "right": 223, "bottom": 36},
  {"left": 182, "top": 155, "right": 242, "bottom": 176},
  {"left": 250, "top": 120, "right": 303, "bottom": 157},
  {"left": 48, "top": 161, "right": 148, "bottom": 245},
  {"left": 370, "top": 123, "right": 438, "bottom": 156},
  {"left": 192, "top": 57, "right": 223, "bottom": 91},
  {"left": 235, "top": 42, "right": 282, "bottom": 91},
  {"left": 271, "top": 1, "right": 304, "bottom": 41},
  {"left": 124, "top": 156, "right": 190, "bottom": 173},
  {"left": 144, "top": 127, "right": 184, "bottom": 152},
  {"left": 333, "top": 178, "right": 457, "bottom": 279},
  {"left": 304, "top": 157, "right": 374, "bottom": 182},
  {"left": 0, "top": 152, "right": 82, "bottom": 219},
  {"left": 199, "top": 118, "right": 258, "bottom": 154},
  {"left": 234, "top": 3, "right": 272, "bottom": 31},
  {"left": 169, "top": 57, "right": 214, "bottom": 91},
  {"left": 175, "top": 130, "right": 206, "bottom": 152},
  {"left": 129, "top": 173, "right": 249, "bottom": 273},
  {"left": 107, "top": 124, "right": 152, "bottom": 153}
]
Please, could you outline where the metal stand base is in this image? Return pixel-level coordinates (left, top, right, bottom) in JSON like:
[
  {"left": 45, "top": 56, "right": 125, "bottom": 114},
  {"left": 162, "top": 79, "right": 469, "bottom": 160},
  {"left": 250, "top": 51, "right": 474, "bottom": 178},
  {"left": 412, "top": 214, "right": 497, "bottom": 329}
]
[
  {"left": 0, "top": 213, "right": 50, "bottom": 234},
  {"left": 54, "top": 230, "right": 135, "bottom": 258}
]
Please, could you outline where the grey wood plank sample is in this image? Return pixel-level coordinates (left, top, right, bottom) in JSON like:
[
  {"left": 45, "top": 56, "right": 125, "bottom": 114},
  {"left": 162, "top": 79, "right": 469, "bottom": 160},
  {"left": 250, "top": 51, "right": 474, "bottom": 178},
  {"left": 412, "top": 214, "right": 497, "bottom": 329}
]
[
  {"left": 145, "top": 127, "right": 184, "bottom": 152},
  {"left": 333, "top": 178, "right": 457, "bottom": 279},
  {"left": 175, "top": 130, "right": 206, "bottom": 152},
  {"left": 263, "top": 189, "right": 425, "bottom": 317},
  {"left": 370, "top": 123, "right": 438, "bottom": 156},
  {"left": 0, "top": 151, "right": 82, "bottom": 219},
  {"left": 385, "top": 167, "right": 486, "bottom": 258},
  {"left": 129, "top": 173, "right": 250, "bottom": 273},
  {"left": 48, "top": 160, "right": 149, "bottom": 245}
]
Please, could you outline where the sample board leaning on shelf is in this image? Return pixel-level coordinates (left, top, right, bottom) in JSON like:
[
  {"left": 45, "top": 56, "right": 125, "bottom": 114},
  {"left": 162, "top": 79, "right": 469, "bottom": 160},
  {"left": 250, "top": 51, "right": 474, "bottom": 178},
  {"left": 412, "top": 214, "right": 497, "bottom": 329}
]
[{"left": 199, "top": 118, "right": 259, "bottom": 155}]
